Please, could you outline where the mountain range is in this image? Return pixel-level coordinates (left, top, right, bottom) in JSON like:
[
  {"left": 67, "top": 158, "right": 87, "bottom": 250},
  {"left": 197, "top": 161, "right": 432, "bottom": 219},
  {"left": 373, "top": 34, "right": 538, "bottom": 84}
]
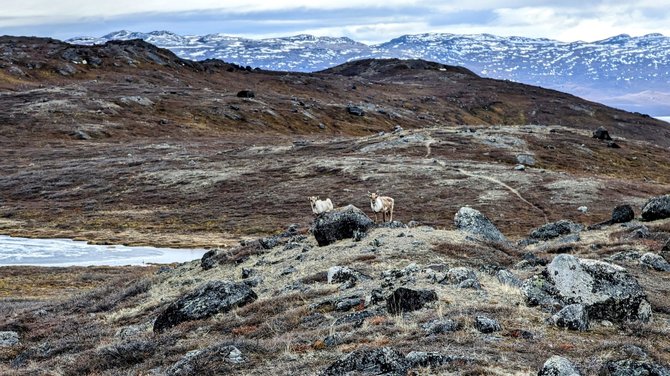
[{"left": 67, "top": 30, "right": 670, "bottom": 116}]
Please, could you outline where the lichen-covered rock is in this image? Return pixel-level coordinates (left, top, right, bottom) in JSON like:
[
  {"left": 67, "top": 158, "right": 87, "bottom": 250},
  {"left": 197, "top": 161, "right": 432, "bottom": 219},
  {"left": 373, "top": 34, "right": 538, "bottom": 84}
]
[
  {"left": 386, "top": 287, "right": 437, "bottom": 314},
  {"left": 593, "top": 126, "right": 612, "bottom": 140},
  {"left": 454, "top": 207, "right": 506, "bottom": 243},
  {"left": 548, "top": 304, "right": 589, "bottom": 331},
  {"left": 611, "top": 204, "right": 635, "bottom": 224},
  {"left": 538, "top": 355, "right": 581, "bottom": 376},
  {"left": 474, "top": 316, "right": 501, "bottom": 333},
  {"left": 496, "top": 269, "right": 522, "bottom": 287},
  {"left": 328, "top": 266, "right": 358, "bottom": 284},
  {"left": 640, "top": 252, "right": 670, "bottom": 272},
  {"left": 547, "top": 254, "right": 651, "bottom": 323},
  {"left": 641, "top": 195, "right": 670, "bottom": 221},
  {"left": 421, "top": 319, "right": 461, "bottom": 334},
  {"left": 323, "top": 347, "right": 409, "bottom": 376},
  {"left": 441, "top": 267, "right": 481, "bottom": 289},
  {"left": 166, "top": 344, "right": 244, "bottom": 375},
  {"left": 0, "top": 331, "right": 19, "bottom": 347},
  {"left": 599, "top": 359, "right": 670, "bottom": 376},
  {"left": 520, "top": 275, "right": 562, "bottom": 310},
  {"left": 529, "top": 220, "right": 582, "bottom": 241},
  {"left": 405, "top": 351, "right": 454, "bottom": 368},
  {"left": 154, "top": 281, "right": 257, "bottom": 332},
  {"left": 312, "top": 205, "right": 374, "bottom": 246}
]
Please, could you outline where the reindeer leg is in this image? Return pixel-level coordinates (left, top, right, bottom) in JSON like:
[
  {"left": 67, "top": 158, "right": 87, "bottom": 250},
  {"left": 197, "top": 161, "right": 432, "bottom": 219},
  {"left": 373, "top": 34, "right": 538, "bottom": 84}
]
[
  {"left": 374, "top": 213, "right": 378, "bottom": 223},
  {"left": 389, "top": 208, "right": 393, "bottom": 223}
]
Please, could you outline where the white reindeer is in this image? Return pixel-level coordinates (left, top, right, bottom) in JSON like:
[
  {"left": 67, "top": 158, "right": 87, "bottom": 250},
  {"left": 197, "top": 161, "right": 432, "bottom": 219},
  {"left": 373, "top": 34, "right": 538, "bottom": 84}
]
[
  {"left": 368, "top": 192, "right": 395, "bottom": 223},
  {"left": 309, "top": 196, "right": 334, "bottom": 214}
]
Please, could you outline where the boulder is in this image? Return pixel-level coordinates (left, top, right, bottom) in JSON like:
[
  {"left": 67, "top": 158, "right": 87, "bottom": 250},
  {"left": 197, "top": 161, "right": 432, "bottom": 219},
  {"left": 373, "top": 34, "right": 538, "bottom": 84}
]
[
  {"left": 0, "top": 331, "right": 19, "bottom": 347},
  {"left": 640, "top": 252, "right": 670, "bottom": 272},
  {"left": 641, "top": 195, "right": 670, "bottom": 221},
  {"left": 386, "top": 287, "right": 438, "bottom": 314},
  {"left": 312, "top": 205, "right": 374, "bottom": 246},
  {"left": 611, "top": 204, "right": 635, "bottom": 224},
  {"left": 538, "top": 355, "right": 581, "bottom": 376},
  {"left": 599, "top": 359, "right": 670, "bottom": 376},
  {"left": 154, "top": 281, "right": 257, "bottom": 332},
  {"left": 516, "top": 154, "right": 536, "bottom": 166},
  {"left": 346, "top": 105, "right": 365, "bottom": 116},
  {"left": 474, "top": 316, "right": 501, "bottom": 333},
  {"left": 236, "top": 90, "right": 255, "bottom": 98},
  {"left": 593, "top": 126, "right": 612, "bottom": 140},
  {"left": 454, "top": 207, "right": 507, "bottom": 243},
  {"left": 546, "top": 254, "right": 651, "bottom": 322},
  {"left": 405, "top": 351, "right": 454, "bottom": 368},
  {"left": 529, "top": 220, "right": 582, "bottom": 241},
  {"left": 441, "top": 267, "right": 481, "bottom": 289},
  {"left": 421, "top": 319, "right": 461, "bottom": 335},
  {"left": 548, "top": 304, "right": 589, "bottom": 331},
  {"left": 496, "top": 269, "right": 522, "bottom": 287},
  {"left": 327, "top": 266, "right": 358, "bottom": 284},
  {"left": 323, "top": 347, "right": 409, "bottom": 376},
  {"left": 166, "top": 344, "right": 244, "bottom": 375},
  {"left": 520, "top": 275, "right": 562, "bottom": 311}
]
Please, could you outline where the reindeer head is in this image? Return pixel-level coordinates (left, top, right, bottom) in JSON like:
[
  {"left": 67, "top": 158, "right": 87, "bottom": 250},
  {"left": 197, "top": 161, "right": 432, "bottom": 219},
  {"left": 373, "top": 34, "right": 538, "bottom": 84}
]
[
  {"left": 308, "top": 196, "right": 318, "bottom": 205},
  {"left": 368, "top": 192, "right": 379, "bottom": 201}
]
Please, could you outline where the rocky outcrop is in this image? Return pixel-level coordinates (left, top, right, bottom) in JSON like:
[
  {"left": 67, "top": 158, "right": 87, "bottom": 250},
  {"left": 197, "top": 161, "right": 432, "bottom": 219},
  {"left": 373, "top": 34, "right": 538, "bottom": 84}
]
[
  {"left": 405, "top": 351, "right": 455, "bottom": 368},
  {"left": 154, "top": 281, "right": 257, "bottom": 332},
  {"left": 441, "top": 267, "right": 481, "bottom": 289},
  {"left": 236, "top": 90, "right": 255, "bottom": 98},
  {"left": 522, "top": 254, "right": 652, "bottom": 324},
  {"left": 641, "top": 195, "right": 670, "bottom": 221},
  {"left": 312, "top": 205, "right": 374, "bottom": 246},
  {"left": 421, "top": 319, "right": 461, "bottom": 335},
  {"left": 538, "top": 355, "right": 581, "bottom": 376},
  {"left": 454, "top": 207, "right": 507, "bottom": 243},
  {"left": 496, "top": 269, "right": 522, "bottom": 287},
  {"left": 346, "top": 105, "right": 365, "bottom": 116},
  {"left": 323, "top": 347, "right": 409, "bottom": 376},
  {"left": 640, "top": 252, "right": 670, "bottom": 271},
  {"left": 386, "top": 287, "right": 438, "bottom": 314}
]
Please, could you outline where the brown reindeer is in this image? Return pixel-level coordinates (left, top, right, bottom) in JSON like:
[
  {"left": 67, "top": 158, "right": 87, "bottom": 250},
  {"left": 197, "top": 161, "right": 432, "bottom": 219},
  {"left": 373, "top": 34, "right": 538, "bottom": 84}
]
[{"left": 368, "top": 192, "right": 395, "bottom": 223}]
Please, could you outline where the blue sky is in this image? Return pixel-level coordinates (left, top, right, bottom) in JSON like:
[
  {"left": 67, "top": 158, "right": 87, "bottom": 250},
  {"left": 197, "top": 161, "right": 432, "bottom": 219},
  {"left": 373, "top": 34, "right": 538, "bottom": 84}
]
[{"left": 2, "top": 1, "right": 669, "bottom": 43}]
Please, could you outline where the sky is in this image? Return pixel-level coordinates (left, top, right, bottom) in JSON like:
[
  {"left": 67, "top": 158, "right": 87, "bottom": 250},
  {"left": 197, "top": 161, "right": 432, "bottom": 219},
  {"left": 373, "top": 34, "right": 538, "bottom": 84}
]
[{"left": 1, "top": 1, "right": 669, "bottom": 44}]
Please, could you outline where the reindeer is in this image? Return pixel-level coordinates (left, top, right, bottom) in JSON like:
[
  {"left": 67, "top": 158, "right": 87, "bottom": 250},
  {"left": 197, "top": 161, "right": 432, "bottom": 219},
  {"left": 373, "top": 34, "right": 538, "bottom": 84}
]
[
  {"left": 368, "top": 192, "right": 394, "bottom": 223},
  {"left": 309, "top": 196, "right": 334, "bottom": 214}
]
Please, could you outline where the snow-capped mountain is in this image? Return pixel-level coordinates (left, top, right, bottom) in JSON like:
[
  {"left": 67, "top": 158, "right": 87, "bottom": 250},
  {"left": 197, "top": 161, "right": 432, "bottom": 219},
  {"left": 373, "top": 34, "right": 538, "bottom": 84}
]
[{"left": 67, "top": 31, "right": 670, "bottom": 116}]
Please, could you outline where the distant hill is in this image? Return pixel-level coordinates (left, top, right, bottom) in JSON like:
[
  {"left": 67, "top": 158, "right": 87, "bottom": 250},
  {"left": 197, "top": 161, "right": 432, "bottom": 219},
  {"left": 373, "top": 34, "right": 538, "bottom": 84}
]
[{"left": 67, "top": 31, "right": 670, "bottom": 116}]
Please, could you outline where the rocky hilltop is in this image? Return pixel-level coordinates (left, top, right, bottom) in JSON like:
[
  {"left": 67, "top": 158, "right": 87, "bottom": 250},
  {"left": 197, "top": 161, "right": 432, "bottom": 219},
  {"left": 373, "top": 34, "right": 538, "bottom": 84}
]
[{"left": 0, "top": 37, "right": 670, "bottom": 375}]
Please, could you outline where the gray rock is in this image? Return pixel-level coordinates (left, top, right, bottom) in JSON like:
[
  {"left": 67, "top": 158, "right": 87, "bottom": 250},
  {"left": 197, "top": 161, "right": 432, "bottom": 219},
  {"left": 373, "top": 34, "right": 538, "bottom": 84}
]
[
  {"left": 474, "top": 315, "right": 501, "bottom": 333},
  {"left": 520, "top": 275, "right": 564, "bottom": 311},
  {"left": 599, "top": 359, "right": 670, "bottom": 376},
  {"left": 405, "top": 351, "right": 454, "bottom": 368},
  {"left": 312, "top": 205, "right": 374, "bottom": 246},
  {"left": 346, "top": 105, "right": 365, "bottom": 116},
  {"left": 328, "top": 266, "right": 358, "bottom": 284},
  {"left": 166, "top": 345, "right": 244, "bottom": 375},
  {"left": 443, "top": 267, "right": 477, "bottom": 284},
  {"left": 661, "top": 239, "right": 670, "bottom": 261},
  {"left": 538, "top": 355, "right": 581, "bottom": 376},
  {"left": 578, "top": 206, "right": 588, "bottom": 213},
  {"left": 640, "top": 252, "right": 670, "bottom": 271},
  {"left": 334, "top": 310, "right": 375, "bottom": 327},
  {"left": 0, "top": 331, "right": 19, "bottom": 347},
  {"left": 593, "top": 126, "right": 613, "bottom": 140},
  {"left": 386, "top": 287, "right": 438, "bottom": 314},
  {"left": 529, "top": 220, "right": 582, "bottom": 241},
  {"left": 547, "top": 254, "right": 651, "bottom": 323},
  {"left": 335, "top": 297, "right": 364, "bottom": 312},
  {"left": 323, "top": 347, "right": 409, "bottom": 376},
  {"left": 154, "top": 281, "right": 257, "bottom": 332},
  {"left": 626, "top": 225, "right": 650, "bottom": 240},
  {"left": 611, "top": 204, "right": 635, "bottom": 224},
  {"left": 515, "top": 164, "right": 526, "bottom": 171},
  {"left": 517, "top": 154, "right": 536, "bottom": 166},
  {"left": 236, "top": 90, "right": 255, "bottom": 98},
  {"left": 421, "top": 319, "right": 461, "bottom": 334},
  {"left": 454, "top": 207, "right": 507, "bottom": 243},
  {"left": 549, "top": 304, "right": 589, "bottom": 331},
  {"left": 496, "top": 269, "right": 522, "bottom": 287},
  {"left": 641, "top": 195, "right": 670, "bottom": 221}
]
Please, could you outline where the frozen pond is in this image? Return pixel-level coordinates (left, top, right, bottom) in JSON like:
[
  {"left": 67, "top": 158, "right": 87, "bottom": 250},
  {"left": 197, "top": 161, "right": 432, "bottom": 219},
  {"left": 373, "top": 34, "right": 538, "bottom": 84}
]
[{"left": 0, "top": 235, "right": 208, "bottom": 267}]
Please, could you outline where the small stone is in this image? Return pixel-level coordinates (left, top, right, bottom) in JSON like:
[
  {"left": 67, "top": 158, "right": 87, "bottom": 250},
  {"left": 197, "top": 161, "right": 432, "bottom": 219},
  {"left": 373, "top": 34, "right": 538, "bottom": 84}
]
[
  {"left": 578, "top": 206, "right": 588, "bottom": 213},
  {"left": 515, "top": 164, "right": 526, "bottom": 171},
  {"left": 538, "top": 355, "right": 581, "bottom": 376},
  {"left": 0, "top": 331, "right": 19, "bottom": 347},
  {"left": 421, "top": 319, "right": 461, "bottom": 334},
  {"left": 474, "top": 316, "right": 501, "bottom": 333},
  {"left": 640, "top": 252, "right": 670, "bottom": 272},
  {"left": 549, "top": 304, "right": 589, "bottom": 331}
]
